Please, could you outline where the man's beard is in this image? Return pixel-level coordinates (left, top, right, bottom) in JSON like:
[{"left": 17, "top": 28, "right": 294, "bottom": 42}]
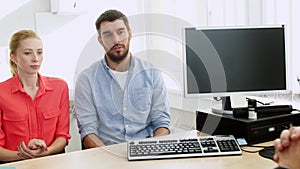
[{"left": 106, "top": 44, "right": 129, "bottom": 63}]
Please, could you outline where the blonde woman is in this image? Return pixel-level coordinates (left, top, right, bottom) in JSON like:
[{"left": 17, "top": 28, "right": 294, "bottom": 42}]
[{"left": 0, "top": 30, "right": 70, "bottom": 163}]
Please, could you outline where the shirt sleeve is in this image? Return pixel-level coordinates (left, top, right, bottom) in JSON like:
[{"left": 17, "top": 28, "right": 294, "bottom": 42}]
[
  {"left": 56, "top": 81, "right": 71, "bottom": 141},
  {"left": 149, "top": 68, "right": 171, "bottom": 132},
  {"left": 74, "top": 71, "right": 99, "bottom": 140},
  {"left": 0, "top": 108, "right": 4, "bottom": 147}
]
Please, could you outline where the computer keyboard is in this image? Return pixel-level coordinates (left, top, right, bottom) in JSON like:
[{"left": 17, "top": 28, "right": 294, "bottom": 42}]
[{"left": 127, "top": 135, "right": 242, "bottom": 161}]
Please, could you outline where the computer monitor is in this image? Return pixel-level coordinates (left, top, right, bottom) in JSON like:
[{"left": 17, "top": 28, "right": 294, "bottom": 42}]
[{"left": 183, "top": 25, "right": 288, "bottom": 113}]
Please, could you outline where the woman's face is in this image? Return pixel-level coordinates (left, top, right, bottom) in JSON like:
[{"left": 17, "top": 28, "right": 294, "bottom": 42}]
[{"left": 11, "top": 38, "right": 43, "bottom": 76}]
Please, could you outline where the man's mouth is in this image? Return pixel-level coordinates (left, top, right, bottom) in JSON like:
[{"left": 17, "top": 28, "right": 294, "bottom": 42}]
[{"left": 111, "top": 44, "right": 124, "bottom": 51}]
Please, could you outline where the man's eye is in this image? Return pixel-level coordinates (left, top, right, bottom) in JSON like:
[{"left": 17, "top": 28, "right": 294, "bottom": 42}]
[
  {"left": 118, "top": 30, "right": 125, "bottom": 35},
  {"left": 24, "top": 52, "right": 31, "bottom": 55},
  {"left": 104, "top": 33, "right": 112, "bottom": 38},
  {"left": 38, "top": 51, "right": 43, "bottom": 55}
]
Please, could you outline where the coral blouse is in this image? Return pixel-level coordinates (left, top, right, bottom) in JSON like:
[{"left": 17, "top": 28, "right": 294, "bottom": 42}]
[{"left": 0, "top": 74, "right": 71, "bottom": 151}]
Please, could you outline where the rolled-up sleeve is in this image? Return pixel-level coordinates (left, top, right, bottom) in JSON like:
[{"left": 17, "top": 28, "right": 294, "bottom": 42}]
[
  {"left": 56, "top": 82, "right": 71, "bottom": 140},
  {"left": 150, "top": 68, "right": 171, "bottom": 132},
  {"left": 74, "top": 71, "right": 99, "bottom": 140}
]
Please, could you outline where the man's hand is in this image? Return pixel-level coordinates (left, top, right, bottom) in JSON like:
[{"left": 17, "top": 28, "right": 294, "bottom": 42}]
[
  {"left": 153, "top": 127, "right": 170, "bottom": 137},
  {"left": 83, "top": 134, "right": 105, "bottom": 148}
]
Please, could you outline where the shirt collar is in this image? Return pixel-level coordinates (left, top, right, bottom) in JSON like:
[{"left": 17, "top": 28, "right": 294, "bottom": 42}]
[
  {"left": 102, "top": 54, "right": 135, "bottom": 71},
  {"left": 11, "top": 73, "right": 53, "bottom": 94}
]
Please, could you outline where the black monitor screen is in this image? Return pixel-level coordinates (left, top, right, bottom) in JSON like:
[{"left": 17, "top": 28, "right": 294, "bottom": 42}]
[{"left": 184, "top": 26, "right": 287, "bottom": 96}]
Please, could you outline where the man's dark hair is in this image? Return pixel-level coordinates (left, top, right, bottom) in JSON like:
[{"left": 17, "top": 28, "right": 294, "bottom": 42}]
[{"left": 95, "top": 9, "right": 131, "bottom": 35}]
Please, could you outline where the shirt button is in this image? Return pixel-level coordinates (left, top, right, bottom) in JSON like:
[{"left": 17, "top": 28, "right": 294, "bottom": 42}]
[
  {"left": 125, "top": 124, "right": 129, "bottom": 128},
  {"left": 123, "top": 107, "right": 127, "bottom": 111}
]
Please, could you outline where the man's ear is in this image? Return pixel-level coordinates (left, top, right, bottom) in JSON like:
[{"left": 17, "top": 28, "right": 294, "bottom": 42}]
[
  {"left": 98, "top": 36, "right": 104, "bottom": 46},
  {"left": 128, "top": 30, "right": 132, "bottom": 40}
]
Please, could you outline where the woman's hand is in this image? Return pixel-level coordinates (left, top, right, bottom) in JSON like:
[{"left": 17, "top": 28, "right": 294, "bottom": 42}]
[{"left": 17, "top": 139, "right": 48, "bottom": 160}]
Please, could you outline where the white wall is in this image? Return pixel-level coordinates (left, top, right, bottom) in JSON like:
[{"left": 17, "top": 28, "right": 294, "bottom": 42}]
[
  {"left": 1, "top": 0, "right": 299, "bottom": 108},
  {"left": 143, "top": 0, "right": 300, "bottom": 113},
  {"left": 0, "top": 0, "right": 50, "bottom": 81},
  {"left": 0, "top": 0, "right": 50, "bottom": 46}
]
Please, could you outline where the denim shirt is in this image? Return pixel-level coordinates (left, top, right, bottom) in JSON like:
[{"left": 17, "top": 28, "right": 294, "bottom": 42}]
[{"left": 74, "top": 55, "right": 170, "bottom": 145}]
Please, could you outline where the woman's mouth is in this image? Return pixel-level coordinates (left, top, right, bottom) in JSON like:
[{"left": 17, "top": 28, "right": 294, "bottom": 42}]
[{"left": 31, "top": 65, "right": 39, "bottom": 69}]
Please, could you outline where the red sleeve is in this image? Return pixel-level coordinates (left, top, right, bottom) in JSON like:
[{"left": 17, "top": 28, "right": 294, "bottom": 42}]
[
  {"left": 55, "top": 82, "right": 71, "bottom": 141},
  {"left": 0, "top": 109, "right": 5, "bottom": 147}
]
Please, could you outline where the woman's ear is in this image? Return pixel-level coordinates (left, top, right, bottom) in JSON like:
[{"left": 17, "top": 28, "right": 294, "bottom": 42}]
[{"left": 10, "top": 53, "right": 17, "bottom": 64}]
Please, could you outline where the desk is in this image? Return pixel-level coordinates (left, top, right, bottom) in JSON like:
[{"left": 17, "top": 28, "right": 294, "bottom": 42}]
[{"left": 1, "top": 131, "right": 277, "bottom": 169}]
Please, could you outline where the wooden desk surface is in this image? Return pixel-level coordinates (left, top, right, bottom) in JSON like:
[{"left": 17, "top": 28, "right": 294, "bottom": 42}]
[{"left": 1, "top": 131, "right": 277, "bottom": 169}]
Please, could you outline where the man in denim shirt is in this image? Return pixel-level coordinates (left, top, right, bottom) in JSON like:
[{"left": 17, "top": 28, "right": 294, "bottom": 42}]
[{"left": 74, "top": 9, "right": 170, "bottom": 148}]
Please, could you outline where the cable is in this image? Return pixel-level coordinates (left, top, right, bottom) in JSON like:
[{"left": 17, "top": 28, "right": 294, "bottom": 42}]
[
  {"left": 246, "top": 97, "right": 274, "bottom": 106},
  {"left": 293, "top": 109, "right": 300, "bottom": 112},
  {"left": 256, "top": 100, "right": 274, "bottom": 105}
]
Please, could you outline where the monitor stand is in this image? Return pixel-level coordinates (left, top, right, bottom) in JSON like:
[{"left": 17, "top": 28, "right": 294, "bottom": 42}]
[{"left": 211, "top": 96, "right": 233, "bottom": 115}]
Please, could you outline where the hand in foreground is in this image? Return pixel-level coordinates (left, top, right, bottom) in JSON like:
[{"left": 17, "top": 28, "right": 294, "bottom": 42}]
[
  {"left": 274, "top": 135, "right": 300, "bottom": 169},
  {"left": 17, "top": 139, "right": 48, "bottom": 160},
  {"left": 274, "top": 126, "right": 300, "bottom": 162}
]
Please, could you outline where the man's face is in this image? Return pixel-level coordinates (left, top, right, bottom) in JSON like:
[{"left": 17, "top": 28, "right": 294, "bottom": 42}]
[{"left": 98, "top": 19, "right": 131, "bottom": 63}]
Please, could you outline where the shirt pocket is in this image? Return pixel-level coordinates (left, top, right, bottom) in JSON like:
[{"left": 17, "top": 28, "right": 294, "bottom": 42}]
[
  {"left": 3, "top": 112, "right": 28, "bottom": 136},
  {"left": 129, "top": 87, "right": 152, "bottom": 113},
  {"left": 42, "top": 110, "right": 60, "bottom": 135}
]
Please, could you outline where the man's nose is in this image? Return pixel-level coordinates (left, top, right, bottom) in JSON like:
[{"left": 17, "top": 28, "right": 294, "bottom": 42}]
[{"left": 112, "top": 33, "right": 121, "bottom": 44}]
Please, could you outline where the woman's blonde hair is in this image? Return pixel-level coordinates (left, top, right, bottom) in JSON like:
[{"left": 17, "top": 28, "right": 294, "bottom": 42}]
[{"left": 9, "top": 30, "right": 41, "bottom": 76}]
